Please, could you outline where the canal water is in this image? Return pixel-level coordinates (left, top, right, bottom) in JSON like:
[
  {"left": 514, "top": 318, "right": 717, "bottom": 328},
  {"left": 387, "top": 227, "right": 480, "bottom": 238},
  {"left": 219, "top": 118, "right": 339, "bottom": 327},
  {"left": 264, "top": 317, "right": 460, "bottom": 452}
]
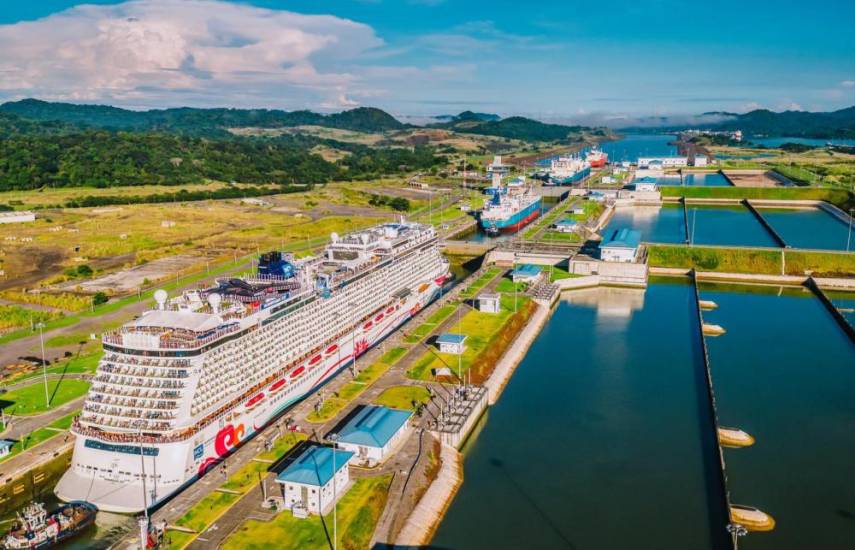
[
  {"left": 699, "top": 283, "right": 855, "bottom": 550},
  {"left": 682, "top": 173, "right": 732, "bottom": 187},
  {"left": 826, "top": 290, "right": 855, "bottom": 327},
  {"left": 600, "top": 134, "right": 677, "bottom": 163},
  {"left": 431, "top": 282, "right": 729, "bottom": 550},
  {"left": 747, "top": 137, "right": 855, "bottom": 148},
  {"left": 604, "top": 204, "right": 778, "bottom": 247},
  {"left": 757, "top": 207, "right": 851, "bottom": 250}
]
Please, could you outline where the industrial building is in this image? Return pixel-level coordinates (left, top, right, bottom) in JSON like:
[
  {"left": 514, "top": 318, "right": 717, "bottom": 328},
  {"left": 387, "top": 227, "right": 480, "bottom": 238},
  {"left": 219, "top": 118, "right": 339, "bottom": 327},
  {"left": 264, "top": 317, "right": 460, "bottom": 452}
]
[
  {"left": 599, "top": 228, "right": 642, "bottom": 263},
  {"left": 276, "top": 445, "right": 354, "bottom": 515},
  {"left": 336, "top": 405, "right": 413, "bottom": 465}
]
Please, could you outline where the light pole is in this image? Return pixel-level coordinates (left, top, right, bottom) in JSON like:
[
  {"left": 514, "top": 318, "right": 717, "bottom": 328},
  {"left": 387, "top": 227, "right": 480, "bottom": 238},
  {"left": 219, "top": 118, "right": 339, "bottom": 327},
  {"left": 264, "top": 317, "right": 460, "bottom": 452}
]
[
  {"left": 847, "top": 208, "right": 853, "bottom": 252},
  {"left": 726, "top": 523, "right": 748, "bottom": 549},
  {"left": 136, "top": 421, "right": 149, "bottom": 550},
  {"left": 328, "top": 433, "right": 339, "bottom": 550},
  {"left": 37, "top": 323, "right": 49, "bottom": 409},
  {"left": 349, "top": 302, "right": 358, "bottom": 374}
]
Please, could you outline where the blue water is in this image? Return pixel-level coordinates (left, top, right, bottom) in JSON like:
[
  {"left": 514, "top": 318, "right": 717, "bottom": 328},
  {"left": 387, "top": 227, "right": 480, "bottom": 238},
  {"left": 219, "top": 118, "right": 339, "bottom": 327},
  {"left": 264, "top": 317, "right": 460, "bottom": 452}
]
[
  {"left": 826, "top": 291, "right": 855, "bottom": 327},
  {"left": 758, "top": 208, "right": 851, "bottom": 250},
  {"left": 604, "top": 204, "right": 686, "bottom": 244},
  {"left": 683, "top": 173, "right": 732, "bottom": 187},
  {"left": 600, "top": 133, "right": 677, "bottom": 163},
  {"left": 748, "top": 137, "right": 855, "bottom": 148},
  {"left": 431, "top": 283, "right": 728, "bottom": 550},
  {"left": 688, "top": 205, "right": 778, "bottom": 247},
  {"left": 699, "top": 283, "right": 855, "bottom": 550}
]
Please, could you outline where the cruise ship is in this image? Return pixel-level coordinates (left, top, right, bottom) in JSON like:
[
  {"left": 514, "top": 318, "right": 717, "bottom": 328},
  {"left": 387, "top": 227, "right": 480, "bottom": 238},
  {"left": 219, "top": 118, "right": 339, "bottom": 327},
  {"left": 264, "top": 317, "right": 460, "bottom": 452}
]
[
  {"left": 547, "top": 155, "right": 591, "bottom": 185},
  {"left": 55, "top": 221, "right": 450, "bottom": 513},
  {"left": 479, "top": 175, "right": 542, "bottom": 234}
]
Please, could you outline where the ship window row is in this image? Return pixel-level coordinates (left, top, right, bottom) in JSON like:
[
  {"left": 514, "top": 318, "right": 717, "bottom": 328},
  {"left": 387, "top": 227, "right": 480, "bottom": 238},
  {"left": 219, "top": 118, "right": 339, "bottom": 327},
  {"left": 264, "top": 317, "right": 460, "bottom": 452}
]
[
  {"left": 92, "top": 375, "right": 186, "bottom": 390},
  {"left": 86, "top": 396, "right": 179, "bottom": 411},
  {"left": 91, "top": 385, "right": 183, "bottom": 400}
]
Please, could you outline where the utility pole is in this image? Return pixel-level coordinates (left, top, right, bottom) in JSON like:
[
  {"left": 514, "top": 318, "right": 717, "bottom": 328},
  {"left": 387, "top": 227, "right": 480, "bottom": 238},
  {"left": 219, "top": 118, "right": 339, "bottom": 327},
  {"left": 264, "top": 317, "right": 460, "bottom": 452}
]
[
  {"left": 37, "top": 323, "right": 49, "bottom": 409},
  {"left": 329, "top": 434, "right": 339, "bottom": 550}
]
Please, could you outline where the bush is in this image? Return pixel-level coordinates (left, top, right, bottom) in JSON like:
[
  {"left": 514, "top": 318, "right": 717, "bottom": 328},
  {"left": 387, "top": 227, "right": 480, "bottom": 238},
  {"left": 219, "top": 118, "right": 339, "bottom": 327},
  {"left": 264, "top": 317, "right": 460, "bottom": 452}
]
[
  {"left": 76, "top": 265, "right": 93, "bottom": 277},
  {"left": 92, "top": 292, "right": 109, "bottom": 306}
]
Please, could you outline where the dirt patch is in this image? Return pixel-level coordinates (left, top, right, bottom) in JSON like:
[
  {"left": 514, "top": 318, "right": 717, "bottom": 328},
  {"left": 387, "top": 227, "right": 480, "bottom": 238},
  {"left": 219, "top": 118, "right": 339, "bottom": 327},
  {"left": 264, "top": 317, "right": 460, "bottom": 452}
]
[
  {"left": 56, "top": 254, "right": 202, "bottom": 295},
  {"left": 0, "top": 246, "right": 66, "bottom": 291},
  {"left": 723, "top": 170, "right": 787, "bottom": 187}
]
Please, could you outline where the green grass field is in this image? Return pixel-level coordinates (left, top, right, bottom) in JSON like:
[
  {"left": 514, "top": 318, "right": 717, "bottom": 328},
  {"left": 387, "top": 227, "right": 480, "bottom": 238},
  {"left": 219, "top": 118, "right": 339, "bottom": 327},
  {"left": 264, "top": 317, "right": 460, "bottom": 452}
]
[
  {"left": 660, "top": 185, "right": 854, "bottom": 210},
  {"left": 2, "top": 350, "right": 101, "bottom": 386},
  {"left": 407, "top": 295, "right": 532, "bottom": 383},
  {"left": 1, "top": 378, "right": 90, "bottom": 415},
  {"left": 222, "top": 475, "right": 391, "bottom": 550},
  {"left": 374, "top": 385, "right": 431, "bottom": 410},
  {"left": 459, "top": 267, "right": 502, "bottom": 300},
  {"left": 403, "top": 304, "right": 458, "bottom": 344}
]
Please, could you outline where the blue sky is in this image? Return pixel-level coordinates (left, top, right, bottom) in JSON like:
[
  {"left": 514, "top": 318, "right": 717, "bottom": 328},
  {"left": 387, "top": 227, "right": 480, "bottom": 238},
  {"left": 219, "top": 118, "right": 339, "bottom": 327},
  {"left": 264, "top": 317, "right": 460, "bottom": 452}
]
[{"left": 0, "top": 0, "right": 853, "bottom": 123}]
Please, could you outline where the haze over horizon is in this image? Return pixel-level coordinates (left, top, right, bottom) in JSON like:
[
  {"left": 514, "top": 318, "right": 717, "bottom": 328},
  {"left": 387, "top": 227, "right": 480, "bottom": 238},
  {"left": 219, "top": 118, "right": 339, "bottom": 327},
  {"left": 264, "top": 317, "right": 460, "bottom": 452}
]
[{"left": 1, "top": 0, "right": 853, "bottom": 125}]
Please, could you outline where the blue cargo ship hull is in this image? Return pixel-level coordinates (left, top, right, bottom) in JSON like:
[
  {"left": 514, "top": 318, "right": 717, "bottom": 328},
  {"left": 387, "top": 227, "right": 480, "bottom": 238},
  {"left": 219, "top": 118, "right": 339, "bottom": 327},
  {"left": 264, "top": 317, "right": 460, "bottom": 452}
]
[{"left": 479, "top": 198, "right": 542, "bottom": 233}]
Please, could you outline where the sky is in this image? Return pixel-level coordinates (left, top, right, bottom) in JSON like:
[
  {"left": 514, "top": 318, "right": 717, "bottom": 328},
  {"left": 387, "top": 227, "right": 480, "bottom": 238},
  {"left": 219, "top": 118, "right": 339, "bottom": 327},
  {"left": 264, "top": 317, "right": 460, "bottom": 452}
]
[{"left": 0, "top": 0, "right": 853, "bottom": 124}]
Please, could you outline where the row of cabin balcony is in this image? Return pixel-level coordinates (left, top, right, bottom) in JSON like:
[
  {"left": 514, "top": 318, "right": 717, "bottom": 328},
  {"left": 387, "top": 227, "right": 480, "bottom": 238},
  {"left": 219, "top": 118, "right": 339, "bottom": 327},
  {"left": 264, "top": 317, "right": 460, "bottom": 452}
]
[
  {"left": 79, "top": 416, "right": 172, "bottom": 433},
  {"left": 103, "top": 324, "right": 241, "bottom": 350},
  {"left": 92, "top": 375, "right": 186, "bottom": 390},
  {"left": 86, "top": 395, "right": 179, "bottom": 412},
  {"left": 99, "top": 364, "right": 189, "bottom": 379},
  {"left": 103, "top": 355, "right": 191, "bottom": 369},
  {"left": 83, "top": 403, "right": 177, "bottom": 420},
  {"left": 91, "top": 384, "right": 182, "bottom": 400}
]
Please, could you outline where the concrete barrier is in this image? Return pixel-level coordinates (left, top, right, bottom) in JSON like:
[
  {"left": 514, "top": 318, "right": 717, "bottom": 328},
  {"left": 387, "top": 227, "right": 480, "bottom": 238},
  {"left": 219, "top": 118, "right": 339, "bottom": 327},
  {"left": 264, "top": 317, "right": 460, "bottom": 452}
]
[
  {"left": 743, "top": 199, "right": 788, "bottom": 248},
  {"left": 805, "top": 277, "right": 855, "bottom": 343}
]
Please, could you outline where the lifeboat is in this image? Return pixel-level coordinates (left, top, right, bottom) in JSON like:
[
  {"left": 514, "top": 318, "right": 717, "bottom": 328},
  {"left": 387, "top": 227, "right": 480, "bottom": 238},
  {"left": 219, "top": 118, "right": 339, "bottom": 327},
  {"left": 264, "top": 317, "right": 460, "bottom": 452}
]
[
  {"left": 718, "top": 427, "right": 755, "bottom": 448},
  {"left": 363, "top": 321, "right": 373, "bottom": 331},
  {"left": 309, "top": 354, "right": 322, "bottom": 366},
  {"left": 418, "top": 283, "right": 430, "bottom": 293},
  {"left": 386, "top": 306, "right": 395, "bottom": 314},
  {"left": 375, "top": 313, "right": 384, "bottom": 322},
  {"left": 290, "top": 366, "right": 305, "bottom": 378},
  {"left": 325, "top": 344, "right": 338, "bottom": 355},
  {"left": 703, "top": 323, "right": 726, "bottom": 336},
  {"left": 730, "top": 505, "right": 776, "bottom": 532},
  {"left": 245, "top": 393, "right": 265, "bottom": 410},
  {"left": 269, "top": 379, "right": 286, "bottom": 393}
]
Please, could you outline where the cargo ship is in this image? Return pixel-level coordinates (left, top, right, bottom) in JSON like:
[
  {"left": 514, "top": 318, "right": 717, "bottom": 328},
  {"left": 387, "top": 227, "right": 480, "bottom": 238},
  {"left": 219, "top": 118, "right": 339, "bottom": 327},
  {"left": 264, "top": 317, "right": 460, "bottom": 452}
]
[
  {"left": 2, "top": 501, "right": 96, "bottom": 549},
  {"left": 55, "top": 221, "right": 450, "bottom": 513},
  {"left": 585, "top": 147, "right": 608, "bottom": 168},
  {"left": 547, "top": 155, "right": 591, "bottom": 185},
  {"left": 479, "top": 176, "right": 542, "bottom": 234}
]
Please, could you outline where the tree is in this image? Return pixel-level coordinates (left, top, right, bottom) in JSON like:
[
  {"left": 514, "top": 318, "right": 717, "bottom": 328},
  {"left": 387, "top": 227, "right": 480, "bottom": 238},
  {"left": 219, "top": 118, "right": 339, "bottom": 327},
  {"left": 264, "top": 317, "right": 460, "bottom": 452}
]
[
  {"left": 92, "top": 292, "right": 109, "bottom": 306},
  {"left": 76, "top": 265, "right": 93, "bottom": 277}
]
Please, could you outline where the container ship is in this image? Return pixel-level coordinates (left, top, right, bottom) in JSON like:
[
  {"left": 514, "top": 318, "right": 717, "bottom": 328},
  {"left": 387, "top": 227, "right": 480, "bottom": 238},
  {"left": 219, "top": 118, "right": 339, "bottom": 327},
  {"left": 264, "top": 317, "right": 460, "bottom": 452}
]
[
  {"left": 3, "top": 501, "right": 97, "bottom": 549},
  {"left": 479, "top": 176, "right": 542, "bottom": 234},
  {"left": 547, "top": 155, "right": 591, "bottom": 185},
  {"left": 585, "top": 148, "right": 608, "bottom": 168},
  {"left": 55, "top": 221, "right": 450, "bottom": 513}
]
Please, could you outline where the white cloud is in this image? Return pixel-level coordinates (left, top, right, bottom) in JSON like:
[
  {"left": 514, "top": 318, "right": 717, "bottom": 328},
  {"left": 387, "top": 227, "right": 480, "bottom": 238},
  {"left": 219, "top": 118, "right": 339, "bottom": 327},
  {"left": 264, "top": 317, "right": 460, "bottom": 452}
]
[{"left": 0, "top": 0, "right": 384, "bottom": 109}]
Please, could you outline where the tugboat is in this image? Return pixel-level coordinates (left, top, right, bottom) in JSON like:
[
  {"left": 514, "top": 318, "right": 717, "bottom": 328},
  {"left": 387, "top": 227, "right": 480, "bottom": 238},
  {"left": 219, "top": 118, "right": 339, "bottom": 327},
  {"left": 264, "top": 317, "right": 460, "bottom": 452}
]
[{"left": 3, "top": 501, "right": 96, "bottom": 549}]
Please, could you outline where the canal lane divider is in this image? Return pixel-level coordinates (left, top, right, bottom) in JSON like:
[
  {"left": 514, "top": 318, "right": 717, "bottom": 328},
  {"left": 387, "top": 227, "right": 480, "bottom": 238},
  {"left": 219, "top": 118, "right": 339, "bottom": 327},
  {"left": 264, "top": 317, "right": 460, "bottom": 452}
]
[
  {"left": 690, "top": 271, "right": 738, "bottom": 550},
  {"left": 742, "top": 200, "right": 788, "bottom": 248},
  {"left": 683, "top": 198, "right": 692, "bottom": 243},
  {"left": 804, "top": 277, "right": 855, "bottom": 343}
]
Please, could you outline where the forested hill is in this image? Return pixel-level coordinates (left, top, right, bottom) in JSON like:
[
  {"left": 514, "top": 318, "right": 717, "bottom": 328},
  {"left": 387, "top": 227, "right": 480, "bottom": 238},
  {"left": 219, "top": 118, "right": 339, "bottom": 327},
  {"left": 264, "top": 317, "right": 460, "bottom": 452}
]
[
  {"left": 716, "top": 106, "right": 855, "bottom": 138},
  {"left": 0, "top": 99, "right": 406, "bottom": 136},
  {"left": 430, "top": 112, "right": 606, "bottom": 142}
]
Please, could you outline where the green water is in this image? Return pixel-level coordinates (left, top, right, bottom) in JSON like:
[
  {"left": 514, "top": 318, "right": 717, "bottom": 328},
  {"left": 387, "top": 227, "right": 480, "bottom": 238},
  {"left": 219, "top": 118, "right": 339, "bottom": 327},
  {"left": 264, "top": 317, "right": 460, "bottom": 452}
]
[
  {"left": 431, "top": 282, "right": 729, "bottom": 549},
  {"left": 699, "top": 283, "right": 855, "bottom": 549}
]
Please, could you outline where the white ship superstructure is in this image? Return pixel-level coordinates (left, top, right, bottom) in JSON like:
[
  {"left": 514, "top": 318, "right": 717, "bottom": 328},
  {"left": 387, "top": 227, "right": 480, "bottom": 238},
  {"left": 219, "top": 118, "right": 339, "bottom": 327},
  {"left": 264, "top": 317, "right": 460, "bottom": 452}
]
[{"left": 56, "top": 220, "right": 449, "bottom": 513}]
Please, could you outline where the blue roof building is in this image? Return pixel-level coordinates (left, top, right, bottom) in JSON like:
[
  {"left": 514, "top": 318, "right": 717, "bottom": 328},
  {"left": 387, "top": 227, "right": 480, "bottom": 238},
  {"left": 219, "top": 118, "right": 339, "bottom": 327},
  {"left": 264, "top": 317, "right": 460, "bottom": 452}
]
[
  {"left": 337, "top": 406, "right": 413, "bottom": 464},
  {"left": 0, "top": 439, "right": 13, "bottom": 457},
  {"left": 276, "top": 445, "right": 355, "bottom": 514},
  {"left": 554, "top": 218, "right": 578, "bottom": 233},
  {"left": 436, "top": 333, "right": 467, "bottom": 354},
  {"left": 600, "top": 228, "right": 642, "bottom": 262},
  {"left": 511, "top": 263, "right": 542, "bottom": 282}
]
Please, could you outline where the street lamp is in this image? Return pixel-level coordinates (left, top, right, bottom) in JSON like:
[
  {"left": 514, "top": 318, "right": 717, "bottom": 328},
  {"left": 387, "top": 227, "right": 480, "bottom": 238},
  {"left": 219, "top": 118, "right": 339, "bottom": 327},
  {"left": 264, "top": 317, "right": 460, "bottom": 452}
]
[
  {"left": 135, "top": 420, "right": 150, "bottom": 550},
  {"left": 328, "top": 433, "right": 339, "bottom": 550},
  {"left": 847, "top": 208, "right": 853, "bottom": 252},
  {"left": 726, "top": 523, "right": 748, "bottom": 549},
  {"left": 37, "top": 323, "right": 49, "bottom": 409}
]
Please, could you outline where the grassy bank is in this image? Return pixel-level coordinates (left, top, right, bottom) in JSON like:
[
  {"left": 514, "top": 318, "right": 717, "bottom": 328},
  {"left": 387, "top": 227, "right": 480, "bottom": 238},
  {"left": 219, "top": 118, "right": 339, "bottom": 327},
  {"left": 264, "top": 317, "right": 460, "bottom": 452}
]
[
  {"left": 403, "top": 304, "right": 457, "bottom": 344},
  {"left": 659, "top": 185, "right": 854, "bottom": 210},
  {"left": 1, "top": 378, "right": 90, "bottom": 415},
  {"left": 0, "top": 411, "right": 77, "bottom": 464},
  {"left": 648, "top": 244, "right": 855, "bottom": 277},
  {"left": 374, "top": 385, "right": 431, "bottom": 410},
  {"left": 222, "top": 474, "right": 391, "bottom": 550}
]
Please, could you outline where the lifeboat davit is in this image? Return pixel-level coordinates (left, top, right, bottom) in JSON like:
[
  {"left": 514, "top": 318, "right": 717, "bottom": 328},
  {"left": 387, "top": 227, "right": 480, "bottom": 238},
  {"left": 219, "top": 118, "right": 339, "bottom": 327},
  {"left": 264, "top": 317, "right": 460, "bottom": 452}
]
[
  {"left": 290, "top": 366, "right": 306, "bottom": 378},
  {"left": 269, "top": 379, "right": 286, "bottom": 393},
  {"left": 325, "top": 344, "right": 338, "bottom": 355},
  {"left": 245, "top": 393, "right": 265, "bottom": 410}
]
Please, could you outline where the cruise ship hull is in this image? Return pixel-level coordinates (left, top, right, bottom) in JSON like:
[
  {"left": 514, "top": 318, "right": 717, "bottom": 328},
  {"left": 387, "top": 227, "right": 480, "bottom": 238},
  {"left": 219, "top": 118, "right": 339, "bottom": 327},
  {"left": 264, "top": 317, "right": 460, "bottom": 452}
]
[
  {"left": 55, "top": 280, "right": 442, "bottom": 513},
  {"left": 479, "top": 199, "right": 542, "bottom": 233}
]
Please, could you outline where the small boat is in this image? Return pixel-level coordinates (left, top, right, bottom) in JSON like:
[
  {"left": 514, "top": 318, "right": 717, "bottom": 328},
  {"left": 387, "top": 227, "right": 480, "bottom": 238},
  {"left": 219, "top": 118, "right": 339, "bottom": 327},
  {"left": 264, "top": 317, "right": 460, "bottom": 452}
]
[
  {"left": 290, "top": 366, "right": 305, "bottom": 378},
  {"left": 386, "top": 306, "right": 395, "bottom": 314},
  {"left": 698, "top": 299, "right": 718, "bottom": 310},
  {"left": 269, "top": 379, "right": 286, "bottom": 393},
  {"left": 730, "top": 504, "right": 776, "bottom": 531},
  {"left": 245, "top": 393, "right": 265, "bottom": 410},
  {"left": 375, "top": 313, "right": 384, "bottom": 322},
  {"left": 702, "top": 323, "right": 726, "bottom": 336},
  {"left": 309, "top": 354, "right": 322, "bottom": 366},
  {"left": 718, "top": 426, "right": 755, "bottom": 448},
  {"left": 325, "top": 344, "right": 338, "bottom": 355},
  {"left": 363, "top": 321, "right": 373, "bottom": 331},
  {"left": 3, "top": 501, "right": 97, "bottom": 549}
]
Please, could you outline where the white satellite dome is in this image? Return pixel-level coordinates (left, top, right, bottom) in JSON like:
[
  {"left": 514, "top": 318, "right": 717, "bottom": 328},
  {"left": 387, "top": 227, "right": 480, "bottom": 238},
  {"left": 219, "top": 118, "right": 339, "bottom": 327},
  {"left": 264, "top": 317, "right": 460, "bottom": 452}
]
[{"left": 154, "top": 289, "right": 168, "bottom": 309}]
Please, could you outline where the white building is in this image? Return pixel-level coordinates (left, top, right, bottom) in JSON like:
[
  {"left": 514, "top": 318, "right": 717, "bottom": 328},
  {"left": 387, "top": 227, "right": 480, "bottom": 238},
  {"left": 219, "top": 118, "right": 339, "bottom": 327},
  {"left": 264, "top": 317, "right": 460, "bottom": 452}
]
[
  {"left": 510, "top": 264, "right": 542, "bottom": 283},
  {"left": 692, "top": 155, "right": 708, "bottom": 167},
  {"left": 633, "top": 177, "right": 659, "bottom": 192},
  {"left": 637, "top": 157, "right": 688, "bottom": 168},
  {"left": 336, "top": 406, "right": 413, "bottom": 465},
  {"left": 477, "top": 293, "right": 501, "bottom": 313},
  {"left": 276, "top": 445, "right": 354, "bottom": 515},
  {"left": 436, "top": 333, "right": 467, "bottom": 355},
  {"left": 599, "top": 228, "right": 642, "bottom": 263},
  {"left": 0, "top": 211, "right": 35, "bottom": 224}
]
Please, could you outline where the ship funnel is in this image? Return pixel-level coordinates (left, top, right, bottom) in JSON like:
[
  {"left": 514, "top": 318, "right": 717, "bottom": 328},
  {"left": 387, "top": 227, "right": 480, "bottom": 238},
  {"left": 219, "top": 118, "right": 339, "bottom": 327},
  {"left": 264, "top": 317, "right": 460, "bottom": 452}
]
[{"left": 154, "top": 289, "right": 168, "bottom": 310}]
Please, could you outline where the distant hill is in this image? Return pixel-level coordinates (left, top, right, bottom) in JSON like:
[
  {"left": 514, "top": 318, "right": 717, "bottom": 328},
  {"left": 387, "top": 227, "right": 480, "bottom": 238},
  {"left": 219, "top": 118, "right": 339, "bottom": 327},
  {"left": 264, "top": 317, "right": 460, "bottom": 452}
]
[
  {"left": 0, "top": 99, "right": 406, "bottom": 136},
  {"left": 430, "top": 112, "right": 596, "bottom": 142},
  {"left": 719, "top": 106, "right": 855, "bottom": 138},
  {"left": 434, "top": 111, "right": 501, "bottom": 123}
]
